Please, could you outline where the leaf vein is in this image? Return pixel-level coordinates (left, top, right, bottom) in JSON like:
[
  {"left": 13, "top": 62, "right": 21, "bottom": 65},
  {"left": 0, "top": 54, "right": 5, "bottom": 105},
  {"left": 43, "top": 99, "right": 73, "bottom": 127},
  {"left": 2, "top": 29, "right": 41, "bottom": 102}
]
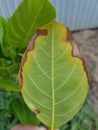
[
  {"left": 10, "top": 25, "right": 24, "bottom": 40},
  {"left": 55, "top": 100, "right": 83, "bottom": 117},
  {"left": 16, "top": 13, "right": 28, "bottom": 34},
  {"left": 55, "top": 61, "right": 77, "bottom": 91},
  {"left": 55, "top": 46, "right": 69, "bottom": 62},
  {"left": 51, "top": 22, "right": 55, "bottom": 130},
  {"left": 33, "top": 55, "right": 51, "bottom": 80},
  {"left": 40, "top": 47, "right": 51, "bottom": 58},
  {"left": 20, "top": 0, "right": 47, "bottom": 50},
  {"left": 56, "top": 76, "right": 85, "bottom": 105},
  {"left": 23, "top": 89, "right": 51, "bottom": 111},
  {"left": 25, "top": 71, "right": 52, "bottom": 99}
]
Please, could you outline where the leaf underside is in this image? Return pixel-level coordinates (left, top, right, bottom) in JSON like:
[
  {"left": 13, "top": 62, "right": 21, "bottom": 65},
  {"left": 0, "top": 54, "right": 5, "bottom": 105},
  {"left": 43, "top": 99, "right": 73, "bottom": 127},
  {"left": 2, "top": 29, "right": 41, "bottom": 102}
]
[{"left": 19, "top": 21, "right": 89, "bottom": 129}]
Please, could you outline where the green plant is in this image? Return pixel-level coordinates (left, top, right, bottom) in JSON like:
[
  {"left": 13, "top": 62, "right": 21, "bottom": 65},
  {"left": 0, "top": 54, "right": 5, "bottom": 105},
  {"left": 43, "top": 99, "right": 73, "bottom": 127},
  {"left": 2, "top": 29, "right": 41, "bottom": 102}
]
[
  {"left": 0, "top": 0, "right": 90, "bottom": 130},
  {"left": 60, "top": 100, "right": 98, "bottom": 130},
  {"left": 0, "top": 90, "right": 19, "bottom": 130}
]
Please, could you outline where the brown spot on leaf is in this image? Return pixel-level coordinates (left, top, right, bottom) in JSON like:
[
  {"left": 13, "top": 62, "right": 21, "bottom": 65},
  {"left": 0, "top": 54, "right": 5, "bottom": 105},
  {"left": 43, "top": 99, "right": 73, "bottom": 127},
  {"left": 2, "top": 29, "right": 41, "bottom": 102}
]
[
  {"left": 37, "top": 29, "right": 48, "bottom": 36},
  {"left": 66, "top": 27, "right": 89, "bottom": 85},
  {"left": 71, "top": 39, "right": 89, "bottom": 85},
  {"left": 66, "top": 27, "right": 74, "bottom": 42},
  {"left": 19, "top": 29, "right": 48, "bottom": 88},
  {"left": 71, "top": 40, "right": 81, "bottom": 58},
  {"left": 32, "top": 109, "right": 40, "bottom": 115},
  {"left": 66, "top": 27, "right": 81, "bottom": 58},
  {"left": 70, "top": 37, "right": 89, "bottom": 84}
]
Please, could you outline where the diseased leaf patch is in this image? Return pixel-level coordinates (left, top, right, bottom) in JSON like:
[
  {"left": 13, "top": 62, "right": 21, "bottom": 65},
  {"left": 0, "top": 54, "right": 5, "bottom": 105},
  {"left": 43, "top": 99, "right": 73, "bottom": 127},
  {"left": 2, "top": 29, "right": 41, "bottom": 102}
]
[{"left": 19, "top": 21, "right": 89, "bottom": 130}]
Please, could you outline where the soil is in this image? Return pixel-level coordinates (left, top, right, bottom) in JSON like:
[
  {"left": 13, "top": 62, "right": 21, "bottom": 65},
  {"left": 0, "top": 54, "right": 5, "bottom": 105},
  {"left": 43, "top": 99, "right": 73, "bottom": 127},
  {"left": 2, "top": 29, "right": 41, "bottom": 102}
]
[{"left": 73, "top": 29, "right": 98, "bottom": 111}]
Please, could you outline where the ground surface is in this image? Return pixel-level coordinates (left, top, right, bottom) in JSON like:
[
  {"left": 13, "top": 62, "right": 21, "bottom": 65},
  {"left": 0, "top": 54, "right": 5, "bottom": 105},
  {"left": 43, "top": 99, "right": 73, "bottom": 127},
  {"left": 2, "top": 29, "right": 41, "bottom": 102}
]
[{"left": 73, "top": 29, "right": 98, "bottom": 111}]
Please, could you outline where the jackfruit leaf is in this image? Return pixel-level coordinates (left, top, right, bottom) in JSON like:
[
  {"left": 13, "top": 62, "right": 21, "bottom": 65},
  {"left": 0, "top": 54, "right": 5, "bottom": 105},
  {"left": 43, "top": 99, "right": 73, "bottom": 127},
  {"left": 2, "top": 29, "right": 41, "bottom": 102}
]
[
  {"left": 0, "top": 77, "right": 20, "bottom": 92},
  {"left": 8, "top": 63, "right": 20, "bottom": 75},
  {"left": 10, "top": 98, "right": 40, "bottom": 125},
  {"left": 0, "top": 21, "right": 8, "bottom": 58},
  {"left": 0, "top": 16, "right": 7, "bottom": 30},
  {"left": 0, "top": 58, "right": 8, "bottom": 67},
  {"left": 0, "top": 63, "right": 20, "bottom": 77},
  {"left": 0, "top": 17, "right": 17, "bottom": 57},
  {"left": 0, "top": 17, "right": 8, "bottom": 57},
  {"left": 19, "top": 21, "right": 89, "bottom": 130},
  {"left": 0, "top": 21, "right": 4, "bottom": 47},
  {"left": 0, "top": 67, "right": 9, "bottom": 77},
  {"left": 7, "top": 0, "right": 56, "bottom": 50}
]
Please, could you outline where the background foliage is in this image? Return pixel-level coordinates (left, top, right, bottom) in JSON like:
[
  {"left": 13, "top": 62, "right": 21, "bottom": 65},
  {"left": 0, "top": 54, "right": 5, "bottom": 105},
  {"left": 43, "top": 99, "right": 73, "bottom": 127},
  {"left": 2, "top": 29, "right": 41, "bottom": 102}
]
[{"left": 0, "top": 90, "right": 98, "bottom": 130}]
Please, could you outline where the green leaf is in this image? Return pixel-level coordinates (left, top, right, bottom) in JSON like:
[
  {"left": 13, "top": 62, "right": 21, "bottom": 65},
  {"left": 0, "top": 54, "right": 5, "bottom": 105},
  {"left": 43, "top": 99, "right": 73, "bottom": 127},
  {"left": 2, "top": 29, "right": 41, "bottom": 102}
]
[
  {"left": 0, "top": 77, "right": 20, "bottom": 92},
  {"left": 0, "top": 21, "right": 6, "bottom": 57},
  {"left": 0, "top": 93, "right": 5, "bottom": 109},
  {"left": 96, "top": 118, "right": 98, "bottom": 129},
  {"left": 0, "top": 67, "right": 9, "bottom": 77},
  {"left": 10, "top": 98, "right": 40, "bottom": 125},
  {"left": 8, "top": 63, "right": 20, "bottom": 75},
  {"left": 7, "top": 0, "right": 56, "bottom": 50},
  {"left": 0, "top": 21, "right": 4, "bottom": 45},
  {"left": 0, "top": 63, "right": 20, "bottom": 77},
  {"left": 19, "top": 21, "right": 89, "bottom": 129},
  {"left": 0, "top": 17, "right": 8, "bottom": 57},
  {"left": 0, "top": 16, "right": 7, "bottom": 30},
  {"left": 0, "top": 16, "right": 17, "bottom": 58}
]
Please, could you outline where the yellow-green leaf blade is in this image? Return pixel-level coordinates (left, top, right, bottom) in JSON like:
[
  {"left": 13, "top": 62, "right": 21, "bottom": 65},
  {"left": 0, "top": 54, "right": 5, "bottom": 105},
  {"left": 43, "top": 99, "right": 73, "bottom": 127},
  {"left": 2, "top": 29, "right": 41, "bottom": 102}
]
[{"left": 19, "top": 21, "right": 89, "bottom": 129}]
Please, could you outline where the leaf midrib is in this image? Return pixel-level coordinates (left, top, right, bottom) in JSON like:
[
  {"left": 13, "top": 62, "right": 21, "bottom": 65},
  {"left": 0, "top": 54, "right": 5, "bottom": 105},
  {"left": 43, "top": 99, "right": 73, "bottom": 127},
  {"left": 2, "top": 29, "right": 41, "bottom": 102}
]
[
  {"left": 19, "top": 0, "right": 47, "bottom": 50},
  {"left": 51, "top": 22, "right": 55, "bottom": 130}
]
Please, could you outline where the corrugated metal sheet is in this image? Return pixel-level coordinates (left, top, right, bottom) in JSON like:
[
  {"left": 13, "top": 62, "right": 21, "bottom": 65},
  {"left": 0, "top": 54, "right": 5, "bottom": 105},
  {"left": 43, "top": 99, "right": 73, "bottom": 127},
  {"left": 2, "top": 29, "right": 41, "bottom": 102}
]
[
  {"left": 0, "top": 0, "right": 98, "bottom": 31},
  {"left": 51, "top": 0, "right": 98, "bottom": 30},
  {"left": 0, "top": 0, "right": 22, "bottom": 18}
]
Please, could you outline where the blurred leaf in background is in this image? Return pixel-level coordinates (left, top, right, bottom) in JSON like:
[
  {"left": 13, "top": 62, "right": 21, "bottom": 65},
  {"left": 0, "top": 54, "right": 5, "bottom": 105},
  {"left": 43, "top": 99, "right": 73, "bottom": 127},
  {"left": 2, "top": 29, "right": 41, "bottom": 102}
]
[
  {"left": 7, "top": 0, "right": 56, "bottom": 50},
  {"left": 10, "top": 98, "right": 40, "bottom": 126},
  {"left": 0, "top": 90, "right": 19, "bottom": 130}
]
